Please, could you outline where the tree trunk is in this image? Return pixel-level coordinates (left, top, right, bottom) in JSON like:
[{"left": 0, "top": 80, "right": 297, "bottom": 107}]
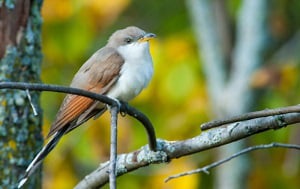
[
  {"left": 0, "top": 0, "right": 43, "bottom": 188},
  {"left": 186, "top": 0, "right": 270, "bottom": 188}
]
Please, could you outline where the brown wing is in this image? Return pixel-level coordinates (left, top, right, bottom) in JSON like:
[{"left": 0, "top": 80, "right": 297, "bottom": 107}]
[{"left": 47, "top": 47, "right": 124, "bottom": 137}]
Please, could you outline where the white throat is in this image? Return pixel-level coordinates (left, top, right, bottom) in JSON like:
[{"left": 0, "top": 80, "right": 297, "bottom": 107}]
[{"left": 106, "top": 42, "right": 153, "bottom": 101}]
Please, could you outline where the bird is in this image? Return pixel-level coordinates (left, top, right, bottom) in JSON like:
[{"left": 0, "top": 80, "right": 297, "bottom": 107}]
[{"left": 18, "top": 26, "right": 156, "bottom": 188}]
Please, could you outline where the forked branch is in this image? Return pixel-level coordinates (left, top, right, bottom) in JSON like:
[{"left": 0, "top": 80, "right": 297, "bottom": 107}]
[
  {"left": 75, "top": 112, "right": 300, "bottom": 188},
  {"left": 165, "top": 142, "right": 300, "bottom": 182}
]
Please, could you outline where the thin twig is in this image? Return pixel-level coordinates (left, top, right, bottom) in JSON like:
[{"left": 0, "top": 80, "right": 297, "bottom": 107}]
[
  {"left": 165, "top": 142, "right": 300, "bottom": 182},
  {"left": 25, "top": 89, "right": 38, "bottom": 116},
  {"left": 0, "top": 81, "right": 116, "bottom": 105},
  {"left": 109, "top": 105, "right": 119, "bottom": 189},
  {"left": 201, "top": 105, "right": 300, "bottom": 130},
  {"left": 0, "top": 81, "right": 157, "bottom": 151}
]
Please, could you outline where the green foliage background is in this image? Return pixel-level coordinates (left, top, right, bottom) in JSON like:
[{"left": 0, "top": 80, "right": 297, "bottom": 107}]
[{"left": 40, "top": 0, "right": 300, "bottom": 188}]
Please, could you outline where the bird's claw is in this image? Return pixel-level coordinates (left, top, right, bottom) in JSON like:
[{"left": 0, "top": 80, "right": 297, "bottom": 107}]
[
  {"left": 119, "top": 101, "right": 129, "bottom": 117},
  {"left": 107, "top": 97, "right": 121, "bottom": 111},
  {"left": 107, "top": 98, "right": 128, "bottom": 116}
]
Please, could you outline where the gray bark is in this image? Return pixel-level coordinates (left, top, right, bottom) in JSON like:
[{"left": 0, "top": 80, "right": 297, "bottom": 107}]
[
  {"left": 0, "top": 0, "right": 43, "bottom": 188},
  {"left": 75, "top": 111, "right": 300, "bottom": 188}
]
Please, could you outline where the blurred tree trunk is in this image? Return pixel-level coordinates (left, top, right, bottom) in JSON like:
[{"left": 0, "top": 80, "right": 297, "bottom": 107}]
[
  {"left": 186, "top": 0, "right": 270, "bottom": 188},
  {"left": 0, "top": 0, "right": 43, "bottom": 188}
]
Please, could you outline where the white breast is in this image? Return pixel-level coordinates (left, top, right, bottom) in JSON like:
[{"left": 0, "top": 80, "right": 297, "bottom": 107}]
[{"left": 106, "top": 42, "right": 153, "bottom": 101}]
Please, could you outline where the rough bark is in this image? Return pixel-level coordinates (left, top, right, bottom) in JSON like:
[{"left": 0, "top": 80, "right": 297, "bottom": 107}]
[{"left": 0, "top": 0, "right": 43, "bottom": 188}]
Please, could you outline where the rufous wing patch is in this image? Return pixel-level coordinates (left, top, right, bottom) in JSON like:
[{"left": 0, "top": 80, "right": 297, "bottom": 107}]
[
  {"left": 47, "top": 47, "right": 125, "bottom": 138},
  {"left": 47, "top": 95, "right": 94, "bottom": 137}
]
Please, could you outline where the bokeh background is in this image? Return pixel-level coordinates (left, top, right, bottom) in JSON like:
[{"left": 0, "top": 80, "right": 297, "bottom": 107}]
[{"left": 39, "top": 0, "right": 300, "bottom": 188}]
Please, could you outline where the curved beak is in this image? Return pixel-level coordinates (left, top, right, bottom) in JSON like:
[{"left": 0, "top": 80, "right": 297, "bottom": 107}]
[{"left": 138, "top": 33, "right": 156, "bottom": 43}]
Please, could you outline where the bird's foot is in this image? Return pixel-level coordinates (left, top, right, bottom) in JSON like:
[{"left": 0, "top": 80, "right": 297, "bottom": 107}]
[
  {"left": 107, "top": 98, "right": 129, "bottom": 116},
  {"left": 119, "top": 101, "right": 129, "bottom": 117},
  {"left": 107, "top": 97, "right": 121, "bottom": 111}
]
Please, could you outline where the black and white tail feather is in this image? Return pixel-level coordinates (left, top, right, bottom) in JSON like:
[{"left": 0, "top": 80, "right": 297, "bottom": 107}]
[
  {"left": 18, "top": 128, "right": 67, "bottom": 188},
  {"left": 18, "top": 108, "right": 106, "bottom": 188}
]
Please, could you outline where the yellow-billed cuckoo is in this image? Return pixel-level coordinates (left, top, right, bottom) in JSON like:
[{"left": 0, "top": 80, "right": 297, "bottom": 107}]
[{"left": 18, "top": 26, "right": 156, "bottom": 188}]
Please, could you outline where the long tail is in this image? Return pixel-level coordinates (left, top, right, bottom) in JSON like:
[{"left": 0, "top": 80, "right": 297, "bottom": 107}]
[{"left": 18, "top": 128, "right": 67, "bottom": 188}]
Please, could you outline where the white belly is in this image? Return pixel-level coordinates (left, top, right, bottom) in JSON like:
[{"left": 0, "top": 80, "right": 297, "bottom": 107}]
[
  {"left": 107, "top": 61, "right": 153, "bottom": 101},
  {"left": 106, "top": 42, "right": 153, "bottom": 101}
]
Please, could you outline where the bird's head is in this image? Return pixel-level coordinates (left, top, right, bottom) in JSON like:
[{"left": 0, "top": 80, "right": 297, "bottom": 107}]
[{"left": 107, "top": 26, "right": 156, "bottom": 48}]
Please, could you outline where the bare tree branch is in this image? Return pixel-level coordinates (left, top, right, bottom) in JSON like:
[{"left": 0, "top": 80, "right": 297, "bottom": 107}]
[
  {"left": 25, "top": 89, "right": 38, "bottom": 116},
  {"left": 0, "top": 81, "right": 157, "bottom": 151},
  {"left": 2, "top": 81, "right": 299, "bottom": 188},
  {"left": 109, "top": 105, "right": 119, "bottom": 189},
  {"left": 75, "top": 111, "right": 300, "bottom": 188},
  {"left": 213, "top": 0, "right": 233, "bottom": 65},
  {"left": 185, "top": 0, "right": 226, "bottom": 111},
  {"left": 214, "top": 1, "right": 270, "bottom": 188},
  {"left": 201, "top": 105, "right": 300, "bottom": 130},
  {"left": 222, "top": 0, "right": 270, "bottom": 115},
  {"left": 165, "top": 142, "right": 300, "bottom": 182}
]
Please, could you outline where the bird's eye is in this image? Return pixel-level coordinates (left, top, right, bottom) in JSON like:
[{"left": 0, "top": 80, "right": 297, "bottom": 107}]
[{"left": 125, "top": 37, "right": 132, "bottom": 44}]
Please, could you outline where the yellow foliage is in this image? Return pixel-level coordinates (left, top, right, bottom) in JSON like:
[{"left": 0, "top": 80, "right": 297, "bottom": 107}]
[
  {"left": 42, "top": 0, "right": 74, "bottom": 21},
  {"left": 42, "top": 0, "right": 130, "bottom": 25},
  {"left": 279, "top": 63, "right": 298, "bottom": 92},
  {"left": 44, "top": 161, "right": 77, "bottom": 189},
  {"left": 164, "top": 35, "right": 193, "bottom": 61},
  {"left": 150, "top": 158, "right": 199, "bottom": 189},
  {"left": 84, "top": 0, "right": 130, "bottom": 23}
]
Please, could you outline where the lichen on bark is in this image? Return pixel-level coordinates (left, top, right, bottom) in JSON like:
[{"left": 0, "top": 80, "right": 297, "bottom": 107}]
[{"left": 0, "top": 0, "right": 44, "bottom": 188}]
